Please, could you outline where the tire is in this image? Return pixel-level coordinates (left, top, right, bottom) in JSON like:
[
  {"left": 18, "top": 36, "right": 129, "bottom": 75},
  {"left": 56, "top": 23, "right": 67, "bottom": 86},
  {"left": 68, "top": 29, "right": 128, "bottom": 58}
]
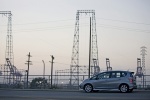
[
  {"left": 119, "top": 84, "right": 129, "bottom": 93},
  {"left": 84, "top": 84, "right": 93, "bottom": 93}
]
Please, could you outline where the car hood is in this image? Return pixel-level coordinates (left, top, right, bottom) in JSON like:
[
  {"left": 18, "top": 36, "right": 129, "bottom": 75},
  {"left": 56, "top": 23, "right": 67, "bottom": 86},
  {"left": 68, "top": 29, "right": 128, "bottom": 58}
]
[{"left": 83, "top": 79, "right": 90, "bottom": 83}]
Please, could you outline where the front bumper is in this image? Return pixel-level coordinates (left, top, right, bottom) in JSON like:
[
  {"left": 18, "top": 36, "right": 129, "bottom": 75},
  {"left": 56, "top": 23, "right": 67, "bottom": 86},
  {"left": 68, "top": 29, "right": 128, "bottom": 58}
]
[{"left": 79, "top": 83, "right": 84, "bottom": 89}]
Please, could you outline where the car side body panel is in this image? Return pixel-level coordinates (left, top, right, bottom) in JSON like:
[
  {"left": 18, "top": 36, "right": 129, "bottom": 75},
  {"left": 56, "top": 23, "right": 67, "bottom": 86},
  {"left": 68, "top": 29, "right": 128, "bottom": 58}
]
[{"left": 79, "top": 70, "right": 137, "bottom": 92}]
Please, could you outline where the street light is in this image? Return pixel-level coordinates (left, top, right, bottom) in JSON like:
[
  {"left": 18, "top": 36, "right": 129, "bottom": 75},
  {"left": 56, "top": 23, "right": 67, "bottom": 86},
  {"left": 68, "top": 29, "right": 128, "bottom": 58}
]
[
  {"left": 50, "top": 55, "right": 54, "bottom": 89},
  {"left": 42, "top": 60, "right": 45, "bottom": 78}
]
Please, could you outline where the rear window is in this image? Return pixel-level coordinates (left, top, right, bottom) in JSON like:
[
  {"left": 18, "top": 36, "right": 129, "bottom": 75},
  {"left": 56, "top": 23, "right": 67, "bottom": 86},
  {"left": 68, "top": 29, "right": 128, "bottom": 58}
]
[
  {"left": 130, "top": 72, "right": 134, "bottom": 77},
  {"left": 121, "top": 72, "right": 127, "bottom": 77}
]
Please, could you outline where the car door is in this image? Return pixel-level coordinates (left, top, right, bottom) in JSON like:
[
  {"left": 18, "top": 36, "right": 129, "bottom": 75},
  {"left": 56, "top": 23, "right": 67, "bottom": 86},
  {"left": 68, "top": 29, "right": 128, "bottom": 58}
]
[
  {"left": 107, "top": 72, "right": 122, "bottom": 89},
  {"left": 92, "top": 72, "right": 111, "bottom": 89}
]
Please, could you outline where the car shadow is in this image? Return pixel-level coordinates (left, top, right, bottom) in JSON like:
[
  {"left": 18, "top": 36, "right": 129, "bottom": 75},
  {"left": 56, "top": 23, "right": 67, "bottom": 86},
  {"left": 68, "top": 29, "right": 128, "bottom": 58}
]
[{"left": 80, "top": 90, "right": 139, "bottom": 93}]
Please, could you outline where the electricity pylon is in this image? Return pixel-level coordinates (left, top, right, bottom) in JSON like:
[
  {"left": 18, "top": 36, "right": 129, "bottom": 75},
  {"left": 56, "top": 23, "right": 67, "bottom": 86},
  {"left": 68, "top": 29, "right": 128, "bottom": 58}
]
[{"left": 70, "top": 10, "right": 100, "bottom": 86}]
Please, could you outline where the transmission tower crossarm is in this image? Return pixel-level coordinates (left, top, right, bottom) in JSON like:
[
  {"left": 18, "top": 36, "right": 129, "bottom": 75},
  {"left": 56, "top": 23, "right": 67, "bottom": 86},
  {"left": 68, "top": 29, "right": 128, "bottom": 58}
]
[{"left": 0, "top": 11, "right": 11, "bottom": 14}]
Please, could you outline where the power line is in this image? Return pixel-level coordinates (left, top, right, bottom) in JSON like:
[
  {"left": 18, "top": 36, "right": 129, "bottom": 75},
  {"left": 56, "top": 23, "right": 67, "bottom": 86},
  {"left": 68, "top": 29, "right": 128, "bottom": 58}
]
[
  {"left": 32, "top": 60, "right": 70, "bottom": 66},
  {"left": 97, "top": 24, "right": 150, "bottom": 33},
  {"left": 1, "top": 17, "right": 149, "bottom": 26},
  {"left": 54, "top": 62, "right": 70, "bottom": 65},
  {"left": 1, "top": 23, "right": 149, "bottom": 33},
  {"left": 16, "top": 24, "right": 150, "bottom": 33},
  {"left": 0, "top": 18, "right": 75, "bottom": 26},
  {"left": 1, "top": 17, "right": 149, "bottom": 33},
  {"left": 97, "top": 17, "right": 150, "bottom": 26},
  {"left": 0, "top": 24, "right": 74, "bottom": 33}
]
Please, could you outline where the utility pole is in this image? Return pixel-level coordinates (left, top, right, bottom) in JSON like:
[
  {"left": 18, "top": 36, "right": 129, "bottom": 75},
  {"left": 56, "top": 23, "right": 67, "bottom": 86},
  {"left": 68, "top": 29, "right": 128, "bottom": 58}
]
[
  {"left": 89, "top": 17, "right": 91, "bottom": 79},
  {"left": 25, "top": 52, "right": 32, "bottom": 89},
  {"left": 50, "top": 55, "right": 54, "bottom": 88}
]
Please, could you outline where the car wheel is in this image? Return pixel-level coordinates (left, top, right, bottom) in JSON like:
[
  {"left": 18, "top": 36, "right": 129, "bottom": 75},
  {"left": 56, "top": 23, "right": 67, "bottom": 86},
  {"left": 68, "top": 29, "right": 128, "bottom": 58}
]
[
  {"left": 119, "top": 84, "right": 129, "bottom": 93},
  {"left": 84, "top": 84, "right": 93, "bottom": 93}
]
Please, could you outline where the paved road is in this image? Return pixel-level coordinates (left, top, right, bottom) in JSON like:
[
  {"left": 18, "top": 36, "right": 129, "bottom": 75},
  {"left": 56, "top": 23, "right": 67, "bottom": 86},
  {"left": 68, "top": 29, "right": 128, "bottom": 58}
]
[{"left": 0, "top": 89, "right": 150, "bottom": 100}]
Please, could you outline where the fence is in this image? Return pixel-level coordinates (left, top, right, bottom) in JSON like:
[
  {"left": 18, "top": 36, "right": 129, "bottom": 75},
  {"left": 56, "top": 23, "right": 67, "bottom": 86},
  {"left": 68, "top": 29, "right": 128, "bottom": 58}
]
[
  {"left": 136, "top": 75, "right": 150, "bottom": 89},
  {"left": 0, "top": 74, "right": 150, "bottom": 89}
]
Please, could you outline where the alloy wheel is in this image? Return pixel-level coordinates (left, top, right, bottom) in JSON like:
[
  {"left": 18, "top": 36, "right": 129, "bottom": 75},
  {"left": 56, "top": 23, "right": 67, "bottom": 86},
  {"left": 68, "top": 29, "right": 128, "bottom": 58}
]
[
  {"left": 84, "top": 84, "right": 93, "bottom": 93},
  {"left": 120, "top": 84, "right": 129, "bottom": 93}
]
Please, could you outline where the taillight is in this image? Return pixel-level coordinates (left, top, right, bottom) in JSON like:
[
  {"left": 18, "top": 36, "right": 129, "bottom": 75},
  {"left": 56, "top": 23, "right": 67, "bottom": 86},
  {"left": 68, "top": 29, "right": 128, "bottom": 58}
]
[{"left": 129, "top": 78, "right": 133, "bottom": 83}]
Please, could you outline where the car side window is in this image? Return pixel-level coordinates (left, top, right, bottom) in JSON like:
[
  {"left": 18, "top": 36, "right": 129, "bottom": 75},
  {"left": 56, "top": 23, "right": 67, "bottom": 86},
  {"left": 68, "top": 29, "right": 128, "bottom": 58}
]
[
  {"left": 97, "top": 73, "right": 103, "bottom": 79},
  {"left": 111, "top": 72, "right": 116, "bottom": 78},
  {"left": 97, "top": 72, "right": 110, "bottom": 79},
  {"left": 90, "top": 75, "right": 97, "bottom": 80},
  {"left": 116, "top": 72, "right": 121, "bottom": 78},
  {"left": 103, "top": 73, "right": 110, "bottom": 79},
  {"left": 121, "top": 72, "right": 127, "bottom": 77}
]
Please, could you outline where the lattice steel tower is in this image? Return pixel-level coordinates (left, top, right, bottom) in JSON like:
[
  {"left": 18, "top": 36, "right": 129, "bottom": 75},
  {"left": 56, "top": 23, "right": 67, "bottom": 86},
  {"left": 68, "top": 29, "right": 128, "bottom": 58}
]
[
  {"left": 0, "top": 11, "right": 14, "bottom": 65},
  {"left": 0, "top": 11, "right": 14, "bottom": 83},
  {"left": 141, "top": 46, "right": 147, "bottom": 87},
  {"left": 6, "top": 11, "right": 13, "bottom": 65},
  {"left": 70, "top": 10, "right": 100, "bottom": 86},
  {"left": 141, "top": 46, "right": 147, "bottom": 75}
]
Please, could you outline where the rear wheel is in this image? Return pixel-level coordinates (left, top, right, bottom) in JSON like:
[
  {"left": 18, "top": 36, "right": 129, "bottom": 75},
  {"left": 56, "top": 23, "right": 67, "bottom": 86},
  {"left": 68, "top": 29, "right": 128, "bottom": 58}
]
[
  {"left": 84, "top": 84, "right": 93, "bottom": 93},
  {"left": 119, "top": 84, "right": 129, "bottom": 93}
]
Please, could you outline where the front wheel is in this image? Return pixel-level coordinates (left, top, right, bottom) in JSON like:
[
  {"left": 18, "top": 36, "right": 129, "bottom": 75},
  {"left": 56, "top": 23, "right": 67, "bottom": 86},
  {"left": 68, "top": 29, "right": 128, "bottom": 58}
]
[
  {"left": 84, "top": 84, "right": 93, "bottom": 93},
  {"left": 119, "top": 84, "right": 129, "bottom": 93}
]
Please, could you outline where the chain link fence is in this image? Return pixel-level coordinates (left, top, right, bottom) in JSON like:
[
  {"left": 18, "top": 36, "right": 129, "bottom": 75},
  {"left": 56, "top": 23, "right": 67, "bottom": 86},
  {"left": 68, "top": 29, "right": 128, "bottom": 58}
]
[{"left": 0, "top": 74, "right": 150, "bottom": 89}]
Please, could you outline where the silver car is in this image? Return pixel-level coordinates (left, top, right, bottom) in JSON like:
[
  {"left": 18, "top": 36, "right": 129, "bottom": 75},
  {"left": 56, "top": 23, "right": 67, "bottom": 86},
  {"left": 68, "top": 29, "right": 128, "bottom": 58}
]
[{"left": 80, "top": 71, "right": 137, "bottom": 93}]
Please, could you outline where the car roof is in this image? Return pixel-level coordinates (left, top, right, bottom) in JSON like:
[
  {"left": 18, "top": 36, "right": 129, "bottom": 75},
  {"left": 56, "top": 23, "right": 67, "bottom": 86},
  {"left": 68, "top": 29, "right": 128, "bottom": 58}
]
[{"left": 101, "top": 70, "right": 132, "bottom": 73}]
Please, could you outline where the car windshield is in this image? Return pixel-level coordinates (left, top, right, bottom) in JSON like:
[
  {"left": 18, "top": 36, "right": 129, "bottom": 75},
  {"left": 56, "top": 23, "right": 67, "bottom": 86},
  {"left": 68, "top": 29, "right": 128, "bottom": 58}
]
[{"left": 90, "top": 75, "right": 97, "bottom": 80}]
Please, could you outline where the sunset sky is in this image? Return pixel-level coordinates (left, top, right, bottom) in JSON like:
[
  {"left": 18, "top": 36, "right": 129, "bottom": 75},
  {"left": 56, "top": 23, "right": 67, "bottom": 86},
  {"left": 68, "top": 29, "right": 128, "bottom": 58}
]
[{"left": 0, "top": 0, "right": 150, "bottom": 75}]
